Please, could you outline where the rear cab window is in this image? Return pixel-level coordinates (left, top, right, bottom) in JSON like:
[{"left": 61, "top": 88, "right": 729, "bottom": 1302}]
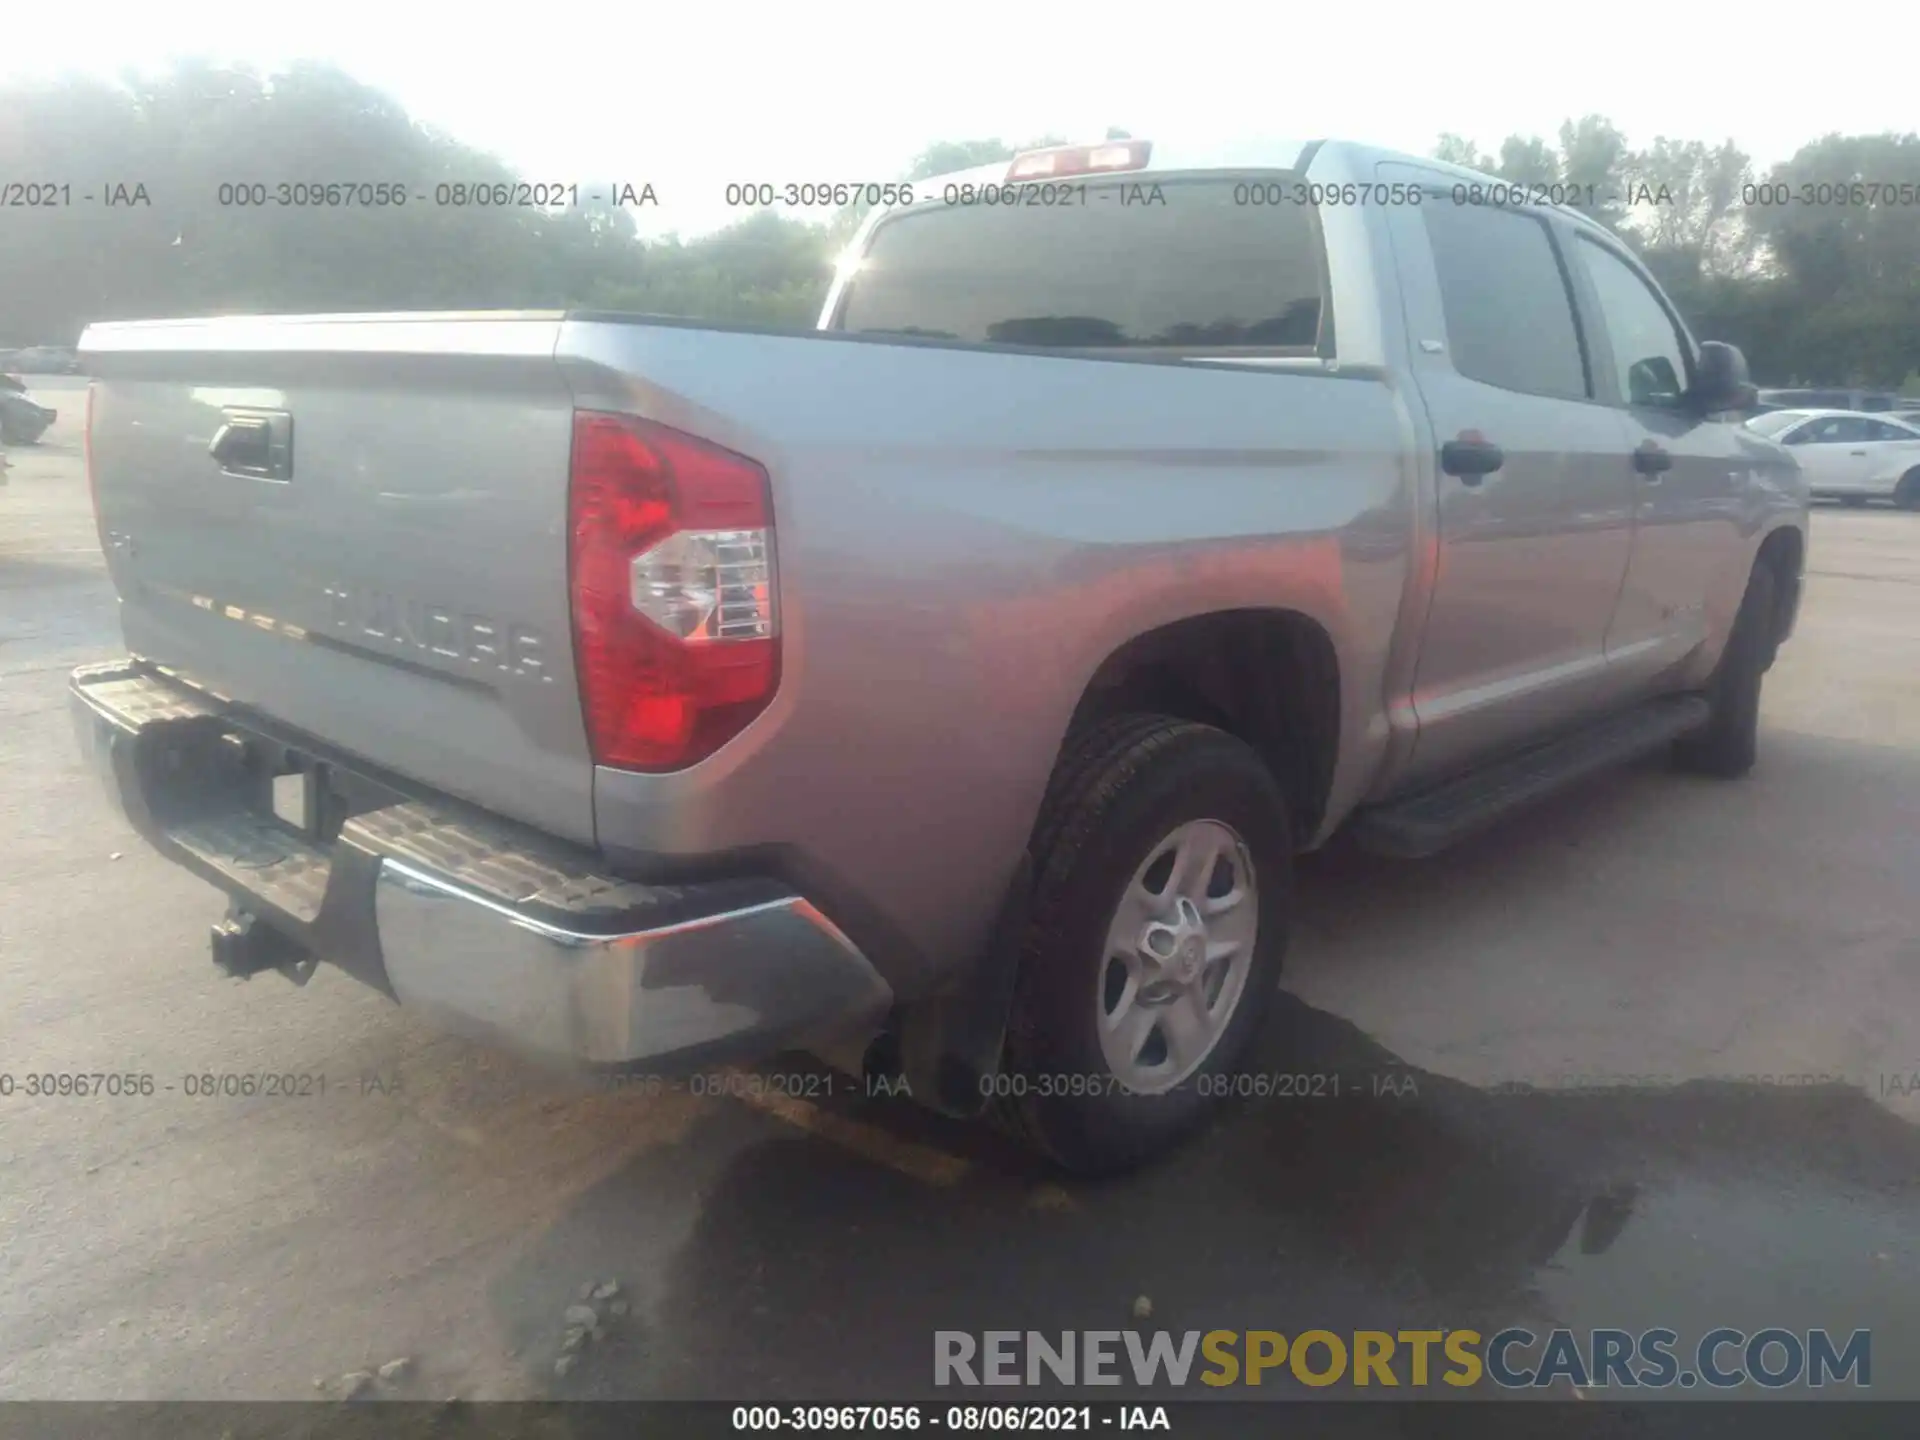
[{"left": 828, "top": 175, "right": 1329, "bottom": 356}]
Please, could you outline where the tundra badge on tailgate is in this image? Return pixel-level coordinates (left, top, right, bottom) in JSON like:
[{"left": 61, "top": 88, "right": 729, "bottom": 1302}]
[{"left": 321, "top": 585, "right": 554, "bottom": 683}]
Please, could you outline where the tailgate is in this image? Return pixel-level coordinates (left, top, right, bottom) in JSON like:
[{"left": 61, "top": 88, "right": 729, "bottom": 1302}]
[{"left": 79, "top": 313, "right": 595, "bottom": 844}]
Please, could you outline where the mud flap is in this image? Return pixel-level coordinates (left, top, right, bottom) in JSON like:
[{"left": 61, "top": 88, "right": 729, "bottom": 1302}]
[{"left": 899, "top": 852, "right": 1035, "bottom": 1119}]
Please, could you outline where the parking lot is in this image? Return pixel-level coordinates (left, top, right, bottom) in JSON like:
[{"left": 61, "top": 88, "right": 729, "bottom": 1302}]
[{"left": 3, "top": 383, "right": 1918, "bottom": 1402}]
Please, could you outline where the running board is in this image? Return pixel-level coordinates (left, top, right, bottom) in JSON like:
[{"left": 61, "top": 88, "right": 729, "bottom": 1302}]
[{"left": 1350, "top": 694, "right": 1713, "bottom": 859}]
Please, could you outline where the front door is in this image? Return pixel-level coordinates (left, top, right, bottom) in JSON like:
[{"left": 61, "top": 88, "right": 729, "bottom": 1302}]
[{"left": 1564, "top": 232, "right": 1748, "bottom": 680}]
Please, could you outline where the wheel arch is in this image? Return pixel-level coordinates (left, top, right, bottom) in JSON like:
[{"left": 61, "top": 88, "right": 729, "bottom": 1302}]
[
  {"left": 1754, "top": 522, "right": 1805, "bottom": 659},
  {"left": 895, "top": 607, "right": 1342, "bottom": 1121},
  {"left": 1061, "top": 608, "right": 1343, "bottom": 844}
]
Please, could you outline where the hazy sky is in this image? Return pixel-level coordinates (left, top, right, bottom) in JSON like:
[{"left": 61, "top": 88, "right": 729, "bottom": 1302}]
[{"left": 6, "top": 0, "right": 1910, "bottom": 238}]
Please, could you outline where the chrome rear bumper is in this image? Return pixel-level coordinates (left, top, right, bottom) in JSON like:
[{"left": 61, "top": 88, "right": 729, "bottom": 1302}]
[
  {"left": 373, "top": 859, "right": 883, "bottom": 1066},
  {"left": 70, "top": 659, "right": 892, "bottom": 1069}
]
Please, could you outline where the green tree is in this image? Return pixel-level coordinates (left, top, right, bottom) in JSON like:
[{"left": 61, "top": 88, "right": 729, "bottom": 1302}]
[
  {"left": 1624, "top": 137, "right": 1756, "bottom": 279},
  {"left": 1748, "top": 134, "right": 1920, "bottom": 302},
  {"left": 1557, "top": 114, "right": 1631, "bottom": 231},
  {"left": 1496, "top": 136, "right": 1558, "bottom": 186},
  {"left": 8, "top": 68, "right": 1920, "bottom": 391},
  {"left": 1428, "top": 115, "right": 1920, "bottom": 384},
  {"left": 904, "top": 138, "right": 1018, "bottom": 182},
  {"left": 1432, "top": 133, "right": 1491, "bottom": 170}
]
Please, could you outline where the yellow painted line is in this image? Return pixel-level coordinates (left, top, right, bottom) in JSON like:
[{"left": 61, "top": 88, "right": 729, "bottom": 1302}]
[{"left": 729, "top": 1086, "right": 972, "bottom": 1187}]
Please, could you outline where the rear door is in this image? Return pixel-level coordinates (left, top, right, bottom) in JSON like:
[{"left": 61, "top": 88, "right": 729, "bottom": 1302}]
[
  {"left": 1378, "top": 169, "right": 1637, "bottom": 788},
  {"left": 82, "top": 314, "right": 597, "bottom": 843},
  {"left": 1563, "top": 230, "right": 1748, "bottom": 679}
]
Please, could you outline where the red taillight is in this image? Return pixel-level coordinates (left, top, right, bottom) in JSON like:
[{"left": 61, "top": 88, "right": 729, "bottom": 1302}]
[
  {"left": 1006, "top": 140, "right": 1152, "bottom": 181},
  {"left": 568, "top": 411, "right": 779, "bottom": 772}
]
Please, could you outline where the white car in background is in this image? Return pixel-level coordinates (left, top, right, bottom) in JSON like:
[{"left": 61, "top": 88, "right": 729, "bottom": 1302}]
[{"left": 1746, "top": 408, "right": 1920, "bottom": 509}]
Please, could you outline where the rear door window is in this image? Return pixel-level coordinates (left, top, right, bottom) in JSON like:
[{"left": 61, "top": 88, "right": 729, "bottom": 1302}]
[
  {"left": 1418, "top": 199, "right": 1590, "bottom": 401},
  {"left": 834, "top": 177, "right": 1326, "bottom": 353}
]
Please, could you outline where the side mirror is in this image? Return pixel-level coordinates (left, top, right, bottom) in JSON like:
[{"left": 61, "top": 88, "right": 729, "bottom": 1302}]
[
  {"left": 1627, "top": 357, "right": 1684, "bottom": 406},
  {"left": 1694, "top": 341, "right": 1758, "bottom": 413}
]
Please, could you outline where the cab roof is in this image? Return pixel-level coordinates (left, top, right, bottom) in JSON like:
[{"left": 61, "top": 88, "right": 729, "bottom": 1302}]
[{"left": 906, "top": 137, "right": 1623, "bottom": 240}]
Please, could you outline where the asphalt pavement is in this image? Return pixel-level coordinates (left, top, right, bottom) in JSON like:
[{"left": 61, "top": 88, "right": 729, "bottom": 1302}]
[{"left": 2, "top": 388, "right": 1916, "bottom": 1403}]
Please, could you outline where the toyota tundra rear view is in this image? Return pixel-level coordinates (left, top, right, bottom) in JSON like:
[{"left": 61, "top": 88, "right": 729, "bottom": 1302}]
[{"left": 72, "top": 137, "right": 1806, "bottom": 1174}]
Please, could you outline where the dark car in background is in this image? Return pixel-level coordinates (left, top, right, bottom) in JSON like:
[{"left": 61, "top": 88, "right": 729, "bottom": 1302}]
[
  {"left": 0, "top": 345, "right": 82, "bottom": 374},
  {"left": 0, "top": 374, "right": 59, "bottom": 443}
]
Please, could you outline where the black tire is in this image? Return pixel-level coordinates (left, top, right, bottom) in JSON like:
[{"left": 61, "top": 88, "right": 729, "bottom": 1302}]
[
  {"left": 1895, "top": 469, "right": 1920, "bottom": 511},
  {"left": 996, "top": 714, "right": 1292, "bottom": 1175},
  {"left": 1672, "top": 563, "right": 1778, "bottom": 779}
]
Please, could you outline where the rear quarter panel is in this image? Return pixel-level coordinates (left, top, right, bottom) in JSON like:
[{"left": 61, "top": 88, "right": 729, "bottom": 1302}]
[{"left": 561, "top": 318, "right": 1423, "bottom": 995}]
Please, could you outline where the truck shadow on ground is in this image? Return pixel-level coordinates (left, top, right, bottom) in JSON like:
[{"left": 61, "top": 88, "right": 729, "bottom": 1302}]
[
  {"left": 498, "top": 1004, "right": 1920, "bottom": 1402},
  {"left": 496, "top": 1042, "right": 1920, "bottom": 1404},
  {"left": 494, "top": 728, "right": 1920, "bottom": 1403}
]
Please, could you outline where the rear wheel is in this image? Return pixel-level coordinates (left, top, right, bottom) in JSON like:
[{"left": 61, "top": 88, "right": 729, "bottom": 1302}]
[
  {"left": 997, "top": 715, "right": 1292, "bottom": 1175},
  {"left": 1673, "top": 562, "right": 1778, "bottom": 779},
  {"left": 1895, "top": 469, "right": 1920, "bottom": 511}
]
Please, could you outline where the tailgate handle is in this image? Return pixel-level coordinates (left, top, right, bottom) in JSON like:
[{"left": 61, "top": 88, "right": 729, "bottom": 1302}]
[{"left": 210, "top": 409, "right": 293, "bottom": 481}]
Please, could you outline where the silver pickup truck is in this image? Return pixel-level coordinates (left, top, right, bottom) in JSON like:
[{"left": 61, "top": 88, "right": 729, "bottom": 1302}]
[{"left": 72, "top": 138, "right": 1808, "bottom": 1173}]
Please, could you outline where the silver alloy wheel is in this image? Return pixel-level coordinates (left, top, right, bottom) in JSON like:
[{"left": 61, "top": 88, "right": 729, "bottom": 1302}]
[{"left": 1095, "top": 817, "right": 1259, "bottom": 1094}]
